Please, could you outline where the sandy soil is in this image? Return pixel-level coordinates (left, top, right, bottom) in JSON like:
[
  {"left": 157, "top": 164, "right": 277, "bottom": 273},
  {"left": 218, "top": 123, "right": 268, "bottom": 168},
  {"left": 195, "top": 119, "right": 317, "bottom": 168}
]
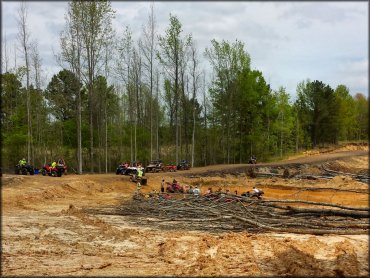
[{"left": 1, "top": 147, "right": 369, "bottom": 276}]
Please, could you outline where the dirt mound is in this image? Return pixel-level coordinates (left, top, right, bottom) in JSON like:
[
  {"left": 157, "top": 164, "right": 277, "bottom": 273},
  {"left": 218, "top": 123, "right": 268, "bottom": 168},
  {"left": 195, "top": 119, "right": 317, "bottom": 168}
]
[
  {"left": 2, "top": 151, "right": 369, "bottom": 276},
  {"left": 336, "top": 143, "right": 369, "bottom": 152},
  {"left": 2, "top": 175, "right": 26, "bottom": 186},
  {"left": 325, "top": 157, "right": 369, "bottom": 175}
]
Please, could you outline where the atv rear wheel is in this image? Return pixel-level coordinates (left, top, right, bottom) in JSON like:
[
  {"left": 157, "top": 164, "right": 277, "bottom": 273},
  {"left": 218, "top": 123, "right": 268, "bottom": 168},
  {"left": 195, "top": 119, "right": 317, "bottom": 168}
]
[
  {"left": 21, "top": 168, "right": 28, "bottom": 175},
  {"left": 42, "top": 169, "right": 47, "bottom": 176},
  {"left": 51, "top": 170, "right": 57, "bottom": 177},
  {"left": 15, "top": 167, "right": 21, "bottom": 175}
]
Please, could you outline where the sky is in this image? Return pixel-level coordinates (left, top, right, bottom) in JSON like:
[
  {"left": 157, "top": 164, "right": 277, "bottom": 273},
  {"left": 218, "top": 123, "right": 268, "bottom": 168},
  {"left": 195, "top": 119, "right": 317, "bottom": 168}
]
[{"left": 1, "top": 1, "right": 368, "bottom": 100}]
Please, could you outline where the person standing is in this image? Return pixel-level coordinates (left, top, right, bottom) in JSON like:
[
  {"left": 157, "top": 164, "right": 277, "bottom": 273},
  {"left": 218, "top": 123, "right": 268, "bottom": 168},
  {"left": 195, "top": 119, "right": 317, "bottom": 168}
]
[
  {"left": 137, "top": 167, "right": 143, "bottom": 185},
  {"left": 161, "top": 179, "right": 165, "bottom": 193}
]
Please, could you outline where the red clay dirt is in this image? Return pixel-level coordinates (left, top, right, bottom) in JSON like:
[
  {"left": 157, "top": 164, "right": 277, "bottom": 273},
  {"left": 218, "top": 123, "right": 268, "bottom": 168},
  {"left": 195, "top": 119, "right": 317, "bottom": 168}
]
[{"left": 1, "top": 147, "right": 369, "bottom": 276}]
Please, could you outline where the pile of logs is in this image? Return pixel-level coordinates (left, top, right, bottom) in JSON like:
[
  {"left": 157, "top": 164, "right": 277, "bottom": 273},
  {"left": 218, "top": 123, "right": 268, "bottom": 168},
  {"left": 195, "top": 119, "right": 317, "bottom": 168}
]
[{"left": 85, "top": 193, "right": 369, "bottom": 235}]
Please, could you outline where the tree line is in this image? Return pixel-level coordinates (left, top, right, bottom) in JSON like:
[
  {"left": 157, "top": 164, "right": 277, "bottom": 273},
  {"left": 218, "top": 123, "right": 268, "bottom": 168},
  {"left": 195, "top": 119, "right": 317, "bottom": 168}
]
[{"left": 1, "top": 1, "right": 368, "bottom": 173}]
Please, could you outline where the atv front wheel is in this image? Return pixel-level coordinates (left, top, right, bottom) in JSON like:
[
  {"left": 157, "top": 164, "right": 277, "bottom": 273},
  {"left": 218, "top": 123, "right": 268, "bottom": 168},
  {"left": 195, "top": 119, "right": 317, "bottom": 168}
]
[{"left": 51, "top": 170, "right": 57, "bottom": 177}]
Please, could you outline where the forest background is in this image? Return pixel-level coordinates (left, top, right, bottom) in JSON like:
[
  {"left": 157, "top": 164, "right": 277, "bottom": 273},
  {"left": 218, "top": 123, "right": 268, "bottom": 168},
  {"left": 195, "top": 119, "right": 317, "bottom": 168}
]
[{"left": 1, "top": 1, "right": 368, "bottom": 173}]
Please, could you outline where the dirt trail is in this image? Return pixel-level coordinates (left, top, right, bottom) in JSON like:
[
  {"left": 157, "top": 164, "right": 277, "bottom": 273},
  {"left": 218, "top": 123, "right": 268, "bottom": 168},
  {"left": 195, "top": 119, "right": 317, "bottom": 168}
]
[{"left": 1, "top": 149, "right": 369, "bottom": 276}]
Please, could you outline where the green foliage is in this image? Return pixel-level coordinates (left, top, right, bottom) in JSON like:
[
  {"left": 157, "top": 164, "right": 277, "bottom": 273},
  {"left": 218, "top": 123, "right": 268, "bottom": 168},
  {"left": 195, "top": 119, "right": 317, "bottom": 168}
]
[
  {"left": 353, "top": 93, "right": 369, "bottom": 140},
  {"left": 45, "top": 69, "right": 81, "bottom": 121},
  {"left": 295, "top": 80, "right": 338, "bottom": 147},
  {"left": 334, "top": 85, "right": 357, "bottom": 141}
]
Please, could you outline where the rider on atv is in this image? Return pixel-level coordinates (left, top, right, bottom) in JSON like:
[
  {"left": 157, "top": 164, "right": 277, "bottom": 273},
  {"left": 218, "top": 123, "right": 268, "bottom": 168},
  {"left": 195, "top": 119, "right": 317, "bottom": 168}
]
[
  {"left": 42, "top": 160, "right": 65, "bottom": 177},
  {"left": 19, "top": 158, "right": 27, "bottom": 167},
  {"left": 249, "top": 155, "right": 257, "bottom": 164},
  {"left": 15, "top": 158, "right": 34, "bottom": 175}
]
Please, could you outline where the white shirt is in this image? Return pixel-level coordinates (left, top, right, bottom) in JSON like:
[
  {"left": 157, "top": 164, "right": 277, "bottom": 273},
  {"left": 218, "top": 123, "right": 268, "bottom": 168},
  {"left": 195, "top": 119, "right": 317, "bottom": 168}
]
[{"left": 193, "top": 188, "right": 200, "bottom": 195}]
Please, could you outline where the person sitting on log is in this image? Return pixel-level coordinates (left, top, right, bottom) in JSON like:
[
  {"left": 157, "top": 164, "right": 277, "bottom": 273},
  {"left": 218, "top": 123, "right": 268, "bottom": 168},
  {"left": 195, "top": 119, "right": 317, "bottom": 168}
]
[
  {"left": 172, "top": 179, "right": 178, "bottom": 191},
  {"left": 252, "top": 186, "right": 260, "bottom": 194}
]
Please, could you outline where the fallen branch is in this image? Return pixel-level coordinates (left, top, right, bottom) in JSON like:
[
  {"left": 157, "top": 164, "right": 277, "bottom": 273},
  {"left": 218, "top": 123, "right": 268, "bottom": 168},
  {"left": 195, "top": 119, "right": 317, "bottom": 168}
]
[{"left": 84, "top": 193, "right": 369, "bottom": 235}]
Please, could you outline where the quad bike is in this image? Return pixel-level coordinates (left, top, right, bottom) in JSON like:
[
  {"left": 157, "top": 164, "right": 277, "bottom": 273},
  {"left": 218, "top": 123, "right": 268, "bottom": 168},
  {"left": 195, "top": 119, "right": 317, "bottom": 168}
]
[
  {"left": 130, "top": 173, "right": 147, "bottom": 185},
  {"left": 241, "top": 190, "right": 264, "bottom": 199},
  {"left": 177, "top": 160, "right": 191, "bottom": 170},
  {"left": 163, "top": 164, "right": 177, "bottom": 172},
  {"left": 145, "top": 160, "right": 164, "bottom": 173},
  {"left": 166, "top": 182, "right": 184, "bottom": 193},
  {"left": 116, "top": 164, "right": 128, "bottom": 175},
  {"left": 58, "top": 163, "right": 68, "bottom": 175},
  {"left": 41, "top": 164, "right": 65, "bottom": 177},
  {"left": 15, "top": 164, "right": 35, "bottom": 175},
  {"left": 248, "top": 156, "right": 257, "bottom": 164},
  {"left": 123, "top": 167, "right": 138, "bottom": 176}
]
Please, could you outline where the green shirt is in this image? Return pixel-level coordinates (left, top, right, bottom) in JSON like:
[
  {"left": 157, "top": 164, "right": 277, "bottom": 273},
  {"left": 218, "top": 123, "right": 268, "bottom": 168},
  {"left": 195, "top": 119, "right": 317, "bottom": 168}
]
[{"left": 137, "top": 169, "right": 143, "bottom": 177}]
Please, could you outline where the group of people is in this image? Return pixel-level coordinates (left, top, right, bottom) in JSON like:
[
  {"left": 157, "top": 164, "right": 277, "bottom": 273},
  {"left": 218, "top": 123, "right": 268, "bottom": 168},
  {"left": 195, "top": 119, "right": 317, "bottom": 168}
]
[
  {"left": 158, "top": 179, "right": 201, "bottom": 195},
  {"left": 19, "top": 158, "right": 66, "bottom": 167},
  {"left": 121, "top": 161, "right": 143, "bottom": 168},
  {"left": 186, "top": 185, "right": 201, "bottom": 195},
  {"left": 157, "top": 179, "right": 262, "bottom": 197}
]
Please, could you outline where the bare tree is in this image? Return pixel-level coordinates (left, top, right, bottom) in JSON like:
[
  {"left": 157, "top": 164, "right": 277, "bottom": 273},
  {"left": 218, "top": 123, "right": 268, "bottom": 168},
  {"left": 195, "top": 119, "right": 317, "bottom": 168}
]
[
  {"left": 60, "top": 0, "right": 115, "bottom": 172},
  {"left": 30, "top": 40, "right": 43, "bottom": 163},
  {"left": 30, "top": 41, "right": 42, "bottom": 90},
  {"left": 17, "top": 1, "right": 32, "bottom": 164},
  {"left": 79, "top": 1, "right": 115, "bottom": 172},
  {"left": 131, "top": 46, "right": 143, "bottom": 161},
  {"left": 2, "top": 32, "right": 10, "bottom": 73},
  {"left": 59, "top": 0, "right": 83, "bottom": 173},
  {"left": 155, "top": 70, "right": 160, "bottom": 158},
  {"left": 115, "top": 25, "right": 134, "bottom": 161},
  {"left": 190, "top": 42, "right": 201, "bottom": 167},
  {"left": 140, "top": 3, "right": 157, "bottom": 160},
  {"left": 202, "top": 71, "right": 208, "bottom": 166},
  {"left": 104, "top": 43, "right": 111, "bottom": 173},
  {"left": 157, "top": 14, "right": 191, "bottom": 165}
]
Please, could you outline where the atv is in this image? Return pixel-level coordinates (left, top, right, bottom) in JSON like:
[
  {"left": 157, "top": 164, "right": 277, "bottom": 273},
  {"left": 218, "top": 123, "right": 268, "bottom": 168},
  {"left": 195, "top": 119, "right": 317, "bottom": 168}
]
[
  {"left": 41, "top": 164, "right": 65, "bottom": 177},
  {"left": 15, "top": 164, "right": 35, "bottom": 175},
  {"left": 177, "top": 160, "right": 191, "bottom": 170},
  {"left": 145, "top": 159, "right": 164, "bottom": 173},
  {"left": 116, "top": 164, "right": 128, "bottom": 175},
  {"left": 166, "top": 181, "right": 184, "bottom": 193},
  {"left": 130, "top": 174, "right": 147, "bottom": 185},
  {"left": 123, "top": 167, "right": 138, "bottom": 176},
  {"left": 163, "top": 164, "right": 177, "bottom": 172},
  {"left": 248, "top": 155, "right": 257, "bottom": 164}
]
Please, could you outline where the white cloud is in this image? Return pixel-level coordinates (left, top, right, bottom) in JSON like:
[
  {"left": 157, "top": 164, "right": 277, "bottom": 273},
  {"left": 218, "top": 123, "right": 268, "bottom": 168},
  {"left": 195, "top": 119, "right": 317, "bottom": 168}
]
[{"left": 1, "top": 1, "right": 368, "bottom": 97}]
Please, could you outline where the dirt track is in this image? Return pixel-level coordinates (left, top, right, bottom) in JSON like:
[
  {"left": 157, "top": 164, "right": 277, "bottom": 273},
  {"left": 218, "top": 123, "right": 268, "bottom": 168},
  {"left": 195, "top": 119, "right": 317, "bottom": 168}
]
[{"left": 1, "top": 147, "right": 369, "bottom": 276}]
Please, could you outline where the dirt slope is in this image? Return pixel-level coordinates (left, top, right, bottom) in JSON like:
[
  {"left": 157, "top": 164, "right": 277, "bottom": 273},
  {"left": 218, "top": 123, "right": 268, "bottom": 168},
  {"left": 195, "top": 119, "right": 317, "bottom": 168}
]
[{"left": 1, "top": 149, "right": 369, "bottom": 276}]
